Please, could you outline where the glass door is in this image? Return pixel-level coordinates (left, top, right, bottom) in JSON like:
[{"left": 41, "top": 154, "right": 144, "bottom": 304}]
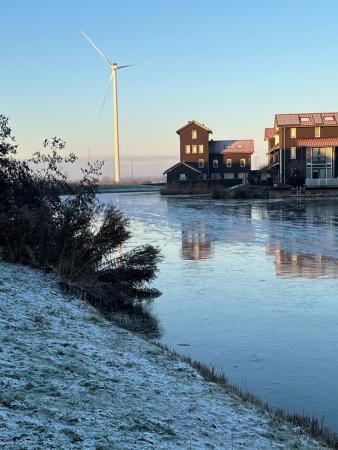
[{"left": 306, "top": 147, "right": 333, "bottom": 179}]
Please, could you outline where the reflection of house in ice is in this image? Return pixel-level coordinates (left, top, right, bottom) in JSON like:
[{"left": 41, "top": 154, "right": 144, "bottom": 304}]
[
  {"left": 181, "top": 223, "right": 213, "bottom": 260},
  {"left": 264, "top": 201, "right": 338, "bottom": 263},
  {"left": 266, "top": 245, "right": 338, "bottom": 279},
  {"left": 165, "top": 201, "right": 256, "bottom": 260}
]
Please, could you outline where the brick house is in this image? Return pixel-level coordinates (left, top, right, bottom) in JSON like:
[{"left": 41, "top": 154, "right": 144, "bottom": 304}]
[
  {"left": 164, "top": 120, "right": 254, "bottom": 183},
  {"left": 265, "top": 112, "right": 338, "bottom": 186}
]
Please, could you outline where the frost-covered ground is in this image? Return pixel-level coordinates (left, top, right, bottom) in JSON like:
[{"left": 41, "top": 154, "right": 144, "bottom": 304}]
[{"left": 0, "top": 262, "right": 327, "bottom": 449}]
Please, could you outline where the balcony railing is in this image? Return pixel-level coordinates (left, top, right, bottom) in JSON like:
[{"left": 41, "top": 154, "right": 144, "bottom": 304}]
[{"left": 305, "top": 178, "right": 338, "bottom": 187}]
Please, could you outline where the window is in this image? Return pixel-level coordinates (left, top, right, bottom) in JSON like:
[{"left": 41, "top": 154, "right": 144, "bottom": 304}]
[
  {"left": 315, "top": 127, "right": 321, "bottom": 138},
  {"left": 198, "top": 144, "right": 204, "bottom": 153},
  {"left": 236, "top": 144, "right": 243, "bottom": 149},
  {"left": 325, "top": 147, "right": 333, "bottom": 164},
  {"left": 240, "top": 158, "right": 246, "bottom": 167},
  {"left": 305, "top": 147, "right": 333, "bottom": 180},
  {"left": 211, "top": 173, "right": 221, "bottom": 180},
  {"left": 312, "top": 147, "right": 326, "bottom": 162},
  {"left": 324, "top": 116, "right": 334, "bottom": 121},
  {"left": 224, "top": 172, "right": 234, "bottom": 179},
  {"left": 290, "top": 128, "right": 297, "bottom": 138},
  {"left": 312, "top": 148, "right": 319, "bottom": 161},
  {"left": 300, "top": 117, "right": 310, "bottom": 122},
  {"left": 306, "top": 148, "right": 312, "bottom": 162},
  {"left": 192, "top": 145, "right": 197, "bottom": 154},
  {"left": 213, "top": 159, "right": 218, "bottom": 168},
  {"left": 185, "top": 145, "right": 191, "bottom": 154},
  {"left": 238, "top": 173, "right": 248, "bottom": 181},
  {"left": 290, "top": 147, "right": 296, "bottom": 159},
  {"left": 179, "top": 174, "right": 186, "bottom": 181},
  {"left": 192, "top": 130, "right": 197, "bottom": 139},
  {"left": 226, "top": 158, "right": 232, "bottom": 168},
  {"left": 306, "top": 165, "right": 312, "bottom": 179},
  {"left": 198, "top": 159, "right": 204, "bottom": 168}
]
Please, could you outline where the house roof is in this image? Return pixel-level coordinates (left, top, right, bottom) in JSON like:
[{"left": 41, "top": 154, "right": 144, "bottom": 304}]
[
  {"left": 297, "top": 138, "right": 338, "bottom": 147},
  {"left": 176, "top": 120, "right": 213, "bottom": 135},
  {"left": 209, "top": 140, "right": 254, "bottom": 154},
  {"left": 163, "top": 162, "right": 202, "bottom": 175},
  {"left": 275, "top": 112, "right": 338, "bottom": 127},
  {"left": 264, "top": 128, "right": 275, "bottom": 140}
]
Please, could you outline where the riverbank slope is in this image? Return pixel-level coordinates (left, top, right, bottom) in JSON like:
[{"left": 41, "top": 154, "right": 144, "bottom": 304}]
[{"left": 0, "top": 261, "right": 328, "bottom": 449}]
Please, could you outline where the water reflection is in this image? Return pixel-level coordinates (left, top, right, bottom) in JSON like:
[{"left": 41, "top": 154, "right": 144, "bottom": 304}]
[
  {"left": 181, "top": 222, "right": 213, "bottom": 260},
  {"left": 263, "top": 201, "right": 338, "bottom": 267},
  {"left": 266, "top": 246, "right": 338, "bottom": 279},
  {"left": 177, "top": 200, "right": 338, "bottom": 269},
  {"left": 261, "top": 199, "right": 338, "bottom": 228},
  {"left": 99, "top": 192, "right": 338, "bottom": 431}
]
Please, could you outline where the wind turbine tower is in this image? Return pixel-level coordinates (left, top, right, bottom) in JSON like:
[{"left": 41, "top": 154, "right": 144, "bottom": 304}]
[{"left": 82, "top": 31, "right": 137, "bottom": 184}]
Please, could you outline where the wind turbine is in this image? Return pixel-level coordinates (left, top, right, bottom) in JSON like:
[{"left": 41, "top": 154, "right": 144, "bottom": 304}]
[{"left": 81, "top": 31, "right": 137, "bottom": 184}]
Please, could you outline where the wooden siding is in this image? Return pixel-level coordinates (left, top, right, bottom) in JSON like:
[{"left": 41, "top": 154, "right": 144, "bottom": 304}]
[
  {"left": 179, "top": 122, "right": 210, "bottom": 164},
  {"left": 278, "top": 125, "right": 338, "bottom": 148},
  {"left": 166, "top": 163, "right": 202, "bottom": 183},
  {"left": 222, "top": 153, "right": 251, "bottom": 173}
]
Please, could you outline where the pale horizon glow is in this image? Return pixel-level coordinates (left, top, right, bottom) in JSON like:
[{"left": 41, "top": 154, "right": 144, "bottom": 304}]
[{"left": 2, "top": 0, "right": 338, "bottom": 179}]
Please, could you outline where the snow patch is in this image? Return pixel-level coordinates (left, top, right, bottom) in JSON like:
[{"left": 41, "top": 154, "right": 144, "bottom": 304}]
[{"left": 0, "top": 262, "right": 326, "bottom": 449}]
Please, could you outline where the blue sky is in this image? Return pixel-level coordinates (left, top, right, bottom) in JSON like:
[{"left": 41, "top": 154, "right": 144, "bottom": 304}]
[{"left": 2, "top": 0, "right": 338, "bottom": 178}]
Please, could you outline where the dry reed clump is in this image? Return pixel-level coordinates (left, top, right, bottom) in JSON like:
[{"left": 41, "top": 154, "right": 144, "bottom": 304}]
[{"left": 153, "top": 342, "right": 338, "bottom": 449}]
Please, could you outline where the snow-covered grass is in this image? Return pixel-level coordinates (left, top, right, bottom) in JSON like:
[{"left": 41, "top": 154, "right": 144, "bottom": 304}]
[{"left": 0, "top": 261, "right": 328, "bottom": 449}]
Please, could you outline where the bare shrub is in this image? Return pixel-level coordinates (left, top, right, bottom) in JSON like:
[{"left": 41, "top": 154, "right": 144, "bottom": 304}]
[{"left": 0, "top": 115, "right": 162, "bottom": 334}]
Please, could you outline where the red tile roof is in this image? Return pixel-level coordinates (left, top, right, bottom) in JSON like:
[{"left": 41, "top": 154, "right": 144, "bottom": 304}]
[
  {"left": 176, "top": 120, "right": 213, "bottom": 135},
  {"left": 210, "top": 139, "right": 254, "bottom": 154},
  {"left": 264, "top": 128, "right": 275, "bottom": 140},
  {"left": 275, "top": 112, "right": 338, "bottom": 127},
  {"left": 297, "top": 138, "right": 338, "bottom": 147}
]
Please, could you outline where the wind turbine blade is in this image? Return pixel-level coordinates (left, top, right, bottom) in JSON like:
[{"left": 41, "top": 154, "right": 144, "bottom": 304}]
[
  {"left": 118, "top": 64, "right": 140, "bottom": 69},
  {"left": 118, "top": 61, "right": 153, "bottom": 69},
  {"left": 100, "top": 72, "right": 114, "bottom": 114},
  {"left": 81, "top": 31, "right": 112, "bottom": 66}
]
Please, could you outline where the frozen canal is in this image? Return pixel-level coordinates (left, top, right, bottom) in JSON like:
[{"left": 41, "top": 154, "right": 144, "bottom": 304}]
[{"left": 100, "top": 192, "right": 338, "bottom": 432}]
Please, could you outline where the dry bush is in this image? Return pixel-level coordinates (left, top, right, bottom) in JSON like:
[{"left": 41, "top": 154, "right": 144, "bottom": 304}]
[{"left": 0, "top": 115, "right": 162, "bottom": 334}]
